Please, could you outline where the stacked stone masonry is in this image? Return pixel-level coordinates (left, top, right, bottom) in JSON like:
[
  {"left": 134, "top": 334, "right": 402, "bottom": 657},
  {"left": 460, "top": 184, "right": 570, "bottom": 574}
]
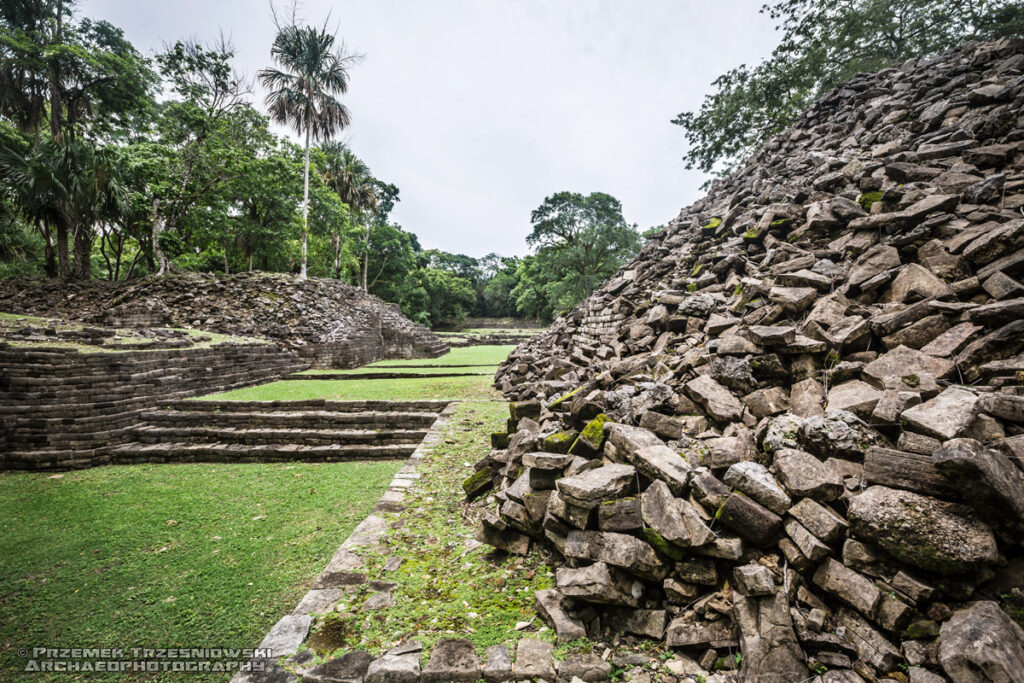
[
  {"left": 476, "top": 39, "right": 1024, "bottom": 682},
  {"left": 0, "top": 341, "right": 306, "bottom": 469},
  {"left": 0, "top": 271, "right": 449, "bottom": 369}
]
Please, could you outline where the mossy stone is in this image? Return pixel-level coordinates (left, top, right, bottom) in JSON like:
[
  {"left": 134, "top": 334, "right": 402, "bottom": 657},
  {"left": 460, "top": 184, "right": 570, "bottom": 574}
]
[
  {"left": 570, "top": 413, "right": 609, "bottom": 455},
  {"left": 858, "top": 191, "right": 884, "bottom": 210},
  {"left": 702, "top": 217, "right": 722, "bottom": 232},
  {"left": 547, "top": 385, "right": 583, "bottom": 410},
  {"left": 462, "top": 468, "right": 494, "bottom": 500},
  {"left": 542, "top": 430, "right": 578, "bottom": 454},
  {"left": 642, "top": 528, "right": 686, "bottom": 561}
]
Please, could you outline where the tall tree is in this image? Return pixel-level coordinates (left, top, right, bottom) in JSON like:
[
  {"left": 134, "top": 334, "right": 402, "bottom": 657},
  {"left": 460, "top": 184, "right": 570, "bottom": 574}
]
[
  {"left": 673, "top": 0, "right": 1024, "bottom": 178},
  {"left": 259, "top": 13, "right": 356, "bottom": 279},
  {"left": 0, "top": 0, "right": 153, "bottom": 276},
  {"left": 319, "top": 140, "right": 375, "bottom": 279},
  {"left": 0, "top": 137, "right": 125, "bottom": 279},
  {"left": 527, "top": 191, "right": 640, "bottom": 305},
  {"left": 138, "top": 40, "right": 250, "bottom": 275}
]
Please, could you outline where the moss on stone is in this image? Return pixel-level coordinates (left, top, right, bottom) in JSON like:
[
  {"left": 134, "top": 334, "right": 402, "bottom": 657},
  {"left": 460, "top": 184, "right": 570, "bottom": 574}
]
[
  {"left": 510, "top": 400, "right": 541, "bottom": 422},
  {"left": 858, "top": 191, "right": 884, "bottom": 211},
  {"left": 642, "top": 528, "right": 685, "bottom": 561},
  {"left": 690, "top": 263, "right": 705, "bottom": 277},
  {"left": 547, "top": 385, "right": 583, "bottom": 409},
  {"left": 543, "top": 430, "right": 577, "bottom": 454},
  {"left": 462, "top": 468, "right": 493, "bottom": 499},
  {"left": 490, "top": 431, "right": 509, "bottom": 449},
  {"left": 570, "top": 413, "right": 609, "bottom": 455},
  {"left": 702, "top": 217, "right": 722, "bottom": 232},
  {"left": 904, "top": 620, "right": 940, "bottom": 640},
  {"left": 687, "top": 282, "right": 699, "bottom": 292},
  {"left": 769, "top": 217, "right": 794, "bottom": 230},
  {"left": 741, "top": 227, "right": 760, "bottom": 241}
]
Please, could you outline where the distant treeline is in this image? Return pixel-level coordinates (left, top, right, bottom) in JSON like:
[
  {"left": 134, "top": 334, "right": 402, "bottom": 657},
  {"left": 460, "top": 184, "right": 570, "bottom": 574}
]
[{"left": 0, "top": 1, "right": 653, "bottom": 326}]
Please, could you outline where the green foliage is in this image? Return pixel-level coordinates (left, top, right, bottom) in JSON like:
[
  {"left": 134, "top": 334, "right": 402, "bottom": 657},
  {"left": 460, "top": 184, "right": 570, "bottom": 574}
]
[
  {"left": 0, "top": 2, "right": 647, "bottom": 331},
  {"left": 511, "top": 192, "right": 640, "bottom": 321},
  {"left": 673, "top": 0, "right": 1024, "bottom": 177}
]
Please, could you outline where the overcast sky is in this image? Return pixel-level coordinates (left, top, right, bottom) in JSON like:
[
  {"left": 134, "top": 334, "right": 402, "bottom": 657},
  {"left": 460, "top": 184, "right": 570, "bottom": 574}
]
[{"left": 83, "top": 0, "right": 778, "bottom": 258}]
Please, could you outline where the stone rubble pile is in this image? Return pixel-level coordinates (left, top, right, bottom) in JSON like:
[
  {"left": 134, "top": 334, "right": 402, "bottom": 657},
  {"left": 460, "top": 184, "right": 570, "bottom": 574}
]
[
  {"left": 0, "top": 271, "right": 445, "bottom": 352},
  {"left": 472, "top": 39, "right": 1024, "bottom": 682}
]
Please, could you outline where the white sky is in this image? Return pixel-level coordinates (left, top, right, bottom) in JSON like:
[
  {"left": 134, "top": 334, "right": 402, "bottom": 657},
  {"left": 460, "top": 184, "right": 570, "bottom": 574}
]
[{"left": 83, "top": 0, "right": 779, "bottom": 258}]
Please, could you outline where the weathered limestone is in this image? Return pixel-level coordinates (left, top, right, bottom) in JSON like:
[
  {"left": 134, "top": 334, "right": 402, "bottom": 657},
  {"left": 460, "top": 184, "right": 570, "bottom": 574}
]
[
  {"left": 848, "top": 486, "right": 999, "bottom": 575},
  {"left": 938, "top": 601, "right": 1024, "bottom": 683},
  {"left": 476, "top": 37, "right": 1024, "bottom": 679}
]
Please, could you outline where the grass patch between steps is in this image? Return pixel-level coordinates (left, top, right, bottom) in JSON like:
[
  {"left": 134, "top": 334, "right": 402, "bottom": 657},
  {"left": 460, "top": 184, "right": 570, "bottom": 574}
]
[
  {"left": 0, "top": 460, "right": 402, "bottom": 682},
  {"left": 299, "top": 401, "right": 558, "bottom": 661},
  {"left": 292, "top": 366, "right": 494, "bottom": 376},
  {"left": 368, "top": 345, "right": 517, "bottom": 368},
  {"left": 200, "top": 375, "right": 502, "bottom": 402}
]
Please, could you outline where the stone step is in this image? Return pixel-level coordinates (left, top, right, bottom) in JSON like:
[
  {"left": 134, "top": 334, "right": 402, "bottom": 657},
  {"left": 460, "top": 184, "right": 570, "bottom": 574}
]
[
  {"left": 142, "top": 409, "right": 439, "bottom": 430},
  {"left": 129, "top": 425, "right": 428, "bottom": 446},
  {"left": 160, "top": 399, "right": 450, "bottom": 414},
  {"left": 105, "top": 441, "right": 416, "bottom": 464}
]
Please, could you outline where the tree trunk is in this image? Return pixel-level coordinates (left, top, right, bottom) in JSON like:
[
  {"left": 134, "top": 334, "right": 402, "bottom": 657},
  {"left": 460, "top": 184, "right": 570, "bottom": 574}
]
[
  {"left": 362, "top": 222, "right": 369, "bottom": 290},
  {"left": 332, "top": 230, "right": 341, "bottom": 278},
  {"left": 248, "top": 253, "right": 253, "bottom": 272},
  {"left": 37, "top": 220, "right": 57, "bottom": 277},
  {"left": 151, "top": 197, "right": 172, "bottom": 276},
  {"left": 56, "top": 222, "right": 70, "bottom": 279},
  {"left": 300, "top": 125, "right": 311, "bottom": 280},
  {"left": 72, "top": 222, "right": 92, "bottom": 280}
]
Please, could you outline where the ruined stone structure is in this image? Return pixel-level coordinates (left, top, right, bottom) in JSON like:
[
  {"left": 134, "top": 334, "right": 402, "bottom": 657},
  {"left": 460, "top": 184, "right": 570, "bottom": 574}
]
[
  {"left": 0, "top": 339, "right": 305, "bottom": 469},
  {"left": 0, "top": 271, "right": 448, "bottom": 367},
  {"left": 473, "top": 39, "right": 1024, "bottom": 681},
  {"left": 0, "top": 272, "right": 450, "bottom": 470}
]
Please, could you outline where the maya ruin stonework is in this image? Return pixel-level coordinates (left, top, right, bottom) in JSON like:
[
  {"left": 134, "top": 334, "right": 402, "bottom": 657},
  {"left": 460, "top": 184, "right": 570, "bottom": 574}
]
[{"left": 470, "top": 38, "right": 1024, "bottom": 682}]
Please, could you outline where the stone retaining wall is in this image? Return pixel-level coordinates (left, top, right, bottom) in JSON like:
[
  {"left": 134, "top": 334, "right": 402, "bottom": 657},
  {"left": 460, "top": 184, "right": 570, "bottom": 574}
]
[
  {"left": 296, "top": 330, "right": 449, "bottom": 369},
  {"left": 0, "top": 341, "right": 306, "bottom": 470}
]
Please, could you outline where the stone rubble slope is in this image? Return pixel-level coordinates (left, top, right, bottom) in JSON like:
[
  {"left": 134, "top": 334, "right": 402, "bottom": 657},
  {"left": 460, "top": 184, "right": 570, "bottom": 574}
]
[
  {"left": 0, "top": 271, "right": 445, "bottom": 353},
  {"left": 472, "top": 38, "right": 1024, "bottom": 682}
]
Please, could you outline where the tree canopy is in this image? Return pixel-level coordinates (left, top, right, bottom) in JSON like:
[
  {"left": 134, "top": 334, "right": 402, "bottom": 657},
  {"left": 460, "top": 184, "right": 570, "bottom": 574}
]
[
  {"left": 0, "top": 0, "right": 653, "bottom": 328},
  {"left": 673, "top": 0, "right": 1024, "bottom": 178}
]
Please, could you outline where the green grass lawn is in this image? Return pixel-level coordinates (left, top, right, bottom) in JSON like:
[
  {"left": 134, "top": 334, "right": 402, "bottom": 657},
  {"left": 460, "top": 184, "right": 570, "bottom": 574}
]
[
  {"left": 199, "top": 375, "right": 500, "bottom": 402},
  {"left": 369, "top": 345, "right": 516, "bottom": 367},
  {"left": 293, "top": 366, "right": 494, "bottom": 376},
  {"left": 0, "top": 461, "right": 402, "bottom": 682}
]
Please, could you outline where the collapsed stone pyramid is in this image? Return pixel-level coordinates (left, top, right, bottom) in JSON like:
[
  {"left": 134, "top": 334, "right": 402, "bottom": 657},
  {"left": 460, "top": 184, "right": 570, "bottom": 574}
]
[{"left": 472, "top": 38, "right": 1024, "bottom": 681}]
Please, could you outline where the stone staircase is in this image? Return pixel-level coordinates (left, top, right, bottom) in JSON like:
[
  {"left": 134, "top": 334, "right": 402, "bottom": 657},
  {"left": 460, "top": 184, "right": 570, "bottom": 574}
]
[{"left": 105, "top": 399, "right": 451, "bottom": 465}]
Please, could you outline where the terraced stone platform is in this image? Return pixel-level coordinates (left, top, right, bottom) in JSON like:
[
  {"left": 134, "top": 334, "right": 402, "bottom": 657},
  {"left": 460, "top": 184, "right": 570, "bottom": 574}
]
[{"left": 105, "top": 399, "right": 451, "bottom": 465}]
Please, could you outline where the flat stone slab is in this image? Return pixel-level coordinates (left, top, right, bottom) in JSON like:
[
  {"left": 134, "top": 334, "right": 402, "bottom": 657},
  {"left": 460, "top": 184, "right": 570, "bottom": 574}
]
[
  {"left": 723, "top": 461, "right": 790, "bottom": 514},
  {"left": 514, "top": 639, "right": 555, "bottom": 680},
  {"left": 686, "top": 374, "right": 744, "bottom": 422},
  {"left": 555, "top": 464, "right": 636, "bottom": 508},
  {"left": 258, "top": 614, "right": 312, "bottom": 657},
  {"left": 863, "top": 345, "right": 955, "bottom": 384},
  {"left": 482, "top": 644, "right": 513, "bottom": 683},
  {"left": 421, "top": 638, "right": 480, "bottom": 682},
  {"left": 364, "top": 653, "right": 420, "bottom": 683},
  {"left": 901, "top": 387, "right": 978, "bottom": 441},
  {"left": 301, "top": 650, "right": 372, "bottom": 683},
  {"left": 293, "top": 589, "right": 347, "bottom": 615}
]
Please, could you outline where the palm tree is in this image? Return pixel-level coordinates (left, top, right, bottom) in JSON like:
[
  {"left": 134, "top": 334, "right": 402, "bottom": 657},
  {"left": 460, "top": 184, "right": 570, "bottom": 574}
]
[
  {"left": 258, "top": 20, "right": 355, "bottom": 279},
  {"left": 319, "top": 141, "right": 377, "bottom": 281},
  {"left": 0, "top": 138, "right": 125, "bottom": 279}
]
